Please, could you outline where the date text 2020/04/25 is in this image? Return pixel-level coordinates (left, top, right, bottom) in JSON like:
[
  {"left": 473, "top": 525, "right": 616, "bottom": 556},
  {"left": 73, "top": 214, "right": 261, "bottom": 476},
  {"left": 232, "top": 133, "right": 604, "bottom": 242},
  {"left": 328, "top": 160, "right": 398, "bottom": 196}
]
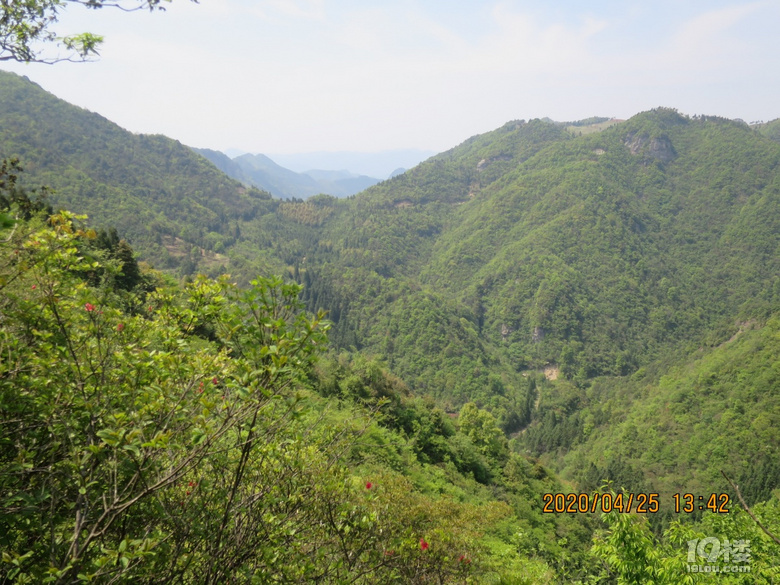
[{"left": 542, "top": 492, "right": 731, "bottom": 514}]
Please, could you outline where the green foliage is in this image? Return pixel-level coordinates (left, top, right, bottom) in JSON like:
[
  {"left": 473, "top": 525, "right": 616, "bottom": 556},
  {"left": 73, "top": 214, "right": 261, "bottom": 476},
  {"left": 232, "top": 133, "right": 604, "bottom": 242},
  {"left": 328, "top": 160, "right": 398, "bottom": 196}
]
[
  {"left": 592, "top": 492, "right": 780, "bottom": 584},
  {"left": 286, "top": 108, "right": 780, "bottom": 443},
  {"left": 754, "top": 118, "right": 780, "bottom": 143},
  {"left": 12, "top": 74, "right": 780, "bottom": 429},
  {"left": 0, "top": 0, "right": 172, "bottom": 63},
  {"left": 0, "top": 212, "right": 347, "bottom": 582},
  {"left": 0, "top": 211, "right": 598, "bottom": 583},
  {"left": 0, "top": 157, "right": 53, "bottom": 221},
  {"left": 458, "top": 402, "right": 508, "bottom": 463}
]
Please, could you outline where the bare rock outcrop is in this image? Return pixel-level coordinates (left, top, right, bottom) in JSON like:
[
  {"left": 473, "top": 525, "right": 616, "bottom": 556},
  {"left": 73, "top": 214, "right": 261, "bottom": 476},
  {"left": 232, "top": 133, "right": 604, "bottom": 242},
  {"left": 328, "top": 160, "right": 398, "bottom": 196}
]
[{"left": 624, "top": 132, "right": 677, "bottom": 163}]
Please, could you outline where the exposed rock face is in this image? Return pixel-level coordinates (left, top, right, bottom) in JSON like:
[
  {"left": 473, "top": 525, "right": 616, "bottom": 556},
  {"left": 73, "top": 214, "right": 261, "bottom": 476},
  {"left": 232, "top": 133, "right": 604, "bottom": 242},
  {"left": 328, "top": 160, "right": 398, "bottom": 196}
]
[
  {"left": 532, "top": 326, "right": 545, "bottom": 343},
  {"left": 501, "top": 323, "right": 513, "bottom": 340},
  {"left": 624, "top": 132, "right": 677, "bottom": 163},
  {"left": 647, "top": 137, "right": 676, "bottom": 162}
]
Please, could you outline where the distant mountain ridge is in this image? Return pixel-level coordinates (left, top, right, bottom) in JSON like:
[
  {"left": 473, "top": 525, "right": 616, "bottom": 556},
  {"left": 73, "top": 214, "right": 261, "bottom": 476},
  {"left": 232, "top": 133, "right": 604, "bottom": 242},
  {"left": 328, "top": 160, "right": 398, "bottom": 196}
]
[{"left": 193, "top": 149, "right": 383, "bottom": 199}]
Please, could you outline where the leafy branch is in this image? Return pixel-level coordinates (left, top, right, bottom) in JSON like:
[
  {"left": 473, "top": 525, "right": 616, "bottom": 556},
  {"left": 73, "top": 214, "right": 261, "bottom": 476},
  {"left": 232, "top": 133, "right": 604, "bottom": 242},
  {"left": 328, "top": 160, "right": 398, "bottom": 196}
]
[
  {"left": 722, "top": 471, "right": 780, "bottom": 547},
  {"left": 1, "top": 0, "right": 193, "bottom": 63}
]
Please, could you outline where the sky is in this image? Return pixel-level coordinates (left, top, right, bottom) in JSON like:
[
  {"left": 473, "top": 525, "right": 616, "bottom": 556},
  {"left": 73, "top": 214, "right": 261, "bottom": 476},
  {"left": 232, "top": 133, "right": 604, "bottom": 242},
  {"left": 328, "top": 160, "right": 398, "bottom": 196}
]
[{"left": 2, "top": 0, "right": 779, "bottom": 156}]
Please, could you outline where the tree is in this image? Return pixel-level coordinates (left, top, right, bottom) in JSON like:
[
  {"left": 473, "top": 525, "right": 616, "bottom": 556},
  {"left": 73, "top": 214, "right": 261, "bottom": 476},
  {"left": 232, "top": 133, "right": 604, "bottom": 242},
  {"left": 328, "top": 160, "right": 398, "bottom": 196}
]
[
  {"left": 458, "top": 402, "right": 508, "bottom": 462},
  {"left": 1, "top": 0, "right": 181, "bottom": 63},
  {"left": 591, "top": 490, "right": 780, "bottom": 584},
  {"left": 0, "top": 213, "right": 327, "bottom": 581}
]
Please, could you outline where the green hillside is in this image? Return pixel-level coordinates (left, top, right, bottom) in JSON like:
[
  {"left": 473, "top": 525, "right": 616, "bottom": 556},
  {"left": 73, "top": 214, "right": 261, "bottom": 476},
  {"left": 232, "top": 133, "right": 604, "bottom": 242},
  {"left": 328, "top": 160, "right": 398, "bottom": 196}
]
[
  {"left": 289, "top": 109, "right": 780, "bottom": 515},
  {"left": 524, "top": 315, "right": 780, "bottom": 507},
  {"left": 0, "top": 208, "right": 603, "bottom": 583},
  {"left": 289, "top": 110, "right": 780, "bottom": 411},
  {"left": 0, "top": 71, "right": 275, "bottom": 272},
  {"left": 420, "top": 109, "right": 780, "bottom": 377},
  {"left": 754, "top": 118, "right": 780, "bottom": 143}
]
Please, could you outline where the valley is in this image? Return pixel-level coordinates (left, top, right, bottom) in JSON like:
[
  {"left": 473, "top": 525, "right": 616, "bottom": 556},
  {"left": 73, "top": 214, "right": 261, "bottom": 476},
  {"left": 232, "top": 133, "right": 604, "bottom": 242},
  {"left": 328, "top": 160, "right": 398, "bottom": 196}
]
[{"left": 1, "top": 69, "right": 779, "bottom": 583}]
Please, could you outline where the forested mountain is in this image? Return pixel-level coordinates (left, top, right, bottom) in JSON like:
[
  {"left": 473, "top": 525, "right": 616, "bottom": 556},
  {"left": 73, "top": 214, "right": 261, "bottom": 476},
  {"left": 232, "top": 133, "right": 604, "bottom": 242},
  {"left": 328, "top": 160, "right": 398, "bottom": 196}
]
[
  {"left": 0, "top": 71, "right": 275, "bottom": 271},
  {"left": 1, "top": 210, "right": 603, "bottom": 583},
  {"left": 2, "top": 68, "right": 780, "bottom": 582},
  {"left": 538, "top": 315, "right": 780, "bottom": 509},
  {"left": 296, "top": 109, "right": 780, "bottom": 507}
]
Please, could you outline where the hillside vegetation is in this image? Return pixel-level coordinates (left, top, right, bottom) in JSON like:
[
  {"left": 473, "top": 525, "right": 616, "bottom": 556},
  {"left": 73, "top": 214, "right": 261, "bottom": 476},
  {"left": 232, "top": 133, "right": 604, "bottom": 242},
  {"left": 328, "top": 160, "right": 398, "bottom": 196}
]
[
  {"left": 0, "top": 208, "right": 601, "bottom": 583},
  {"left": 1, "top": 69, "right": 780, "bottom": 582},
  {"left": 0, "top": 72, "right": 275, "bottom": 272}
]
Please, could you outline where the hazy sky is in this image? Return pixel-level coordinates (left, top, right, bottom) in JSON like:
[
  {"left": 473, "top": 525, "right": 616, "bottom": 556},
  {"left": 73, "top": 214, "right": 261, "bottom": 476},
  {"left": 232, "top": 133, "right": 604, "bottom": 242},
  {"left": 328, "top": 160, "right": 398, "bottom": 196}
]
[{"left": 2, "top": 0, "right": 778, "bottom": 154}]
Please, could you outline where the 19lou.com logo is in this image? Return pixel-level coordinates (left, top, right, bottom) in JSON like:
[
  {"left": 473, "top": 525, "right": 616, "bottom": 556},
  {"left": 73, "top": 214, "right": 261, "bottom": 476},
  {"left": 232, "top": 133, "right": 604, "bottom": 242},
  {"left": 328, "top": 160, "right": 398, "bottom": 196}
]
[{"left": 686, "top": 537, "right": 751, "bottom": 573}]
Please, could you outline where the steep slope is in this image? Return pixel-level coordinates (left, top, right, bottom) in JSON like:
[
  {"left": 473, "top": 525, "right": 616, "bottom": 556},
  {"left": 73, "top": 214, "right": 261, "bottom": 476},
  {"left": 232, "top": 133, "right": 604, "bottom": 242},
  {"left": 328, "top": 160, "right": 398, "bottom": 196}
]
[
  {"left": 523, "top": 314, "right": 780, "bottom": 512},
  {"left": 397, "top": 109, "right": 780, "bottom": 377},
  {"left": 290, "top": 110, "right": 780, "bottom": 507},
  {"left": 0, "top": 71, "right": 274, "bottom": 269},
  {"left": 298, "top": 110, "right": 780, "bottom": 399},
  {"left": 293, "top": 120, "right": 572, "bottom": 422}
]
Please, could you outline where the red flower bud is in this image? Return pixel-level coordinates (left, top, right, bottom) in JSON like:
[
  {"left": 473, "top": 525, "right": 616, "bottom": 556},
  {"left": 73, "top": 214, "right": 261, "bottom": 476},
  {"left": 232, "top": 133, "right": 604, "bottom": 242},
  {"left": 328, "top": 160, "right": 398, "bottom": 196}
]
[
  {"left": 212, "top": 377, "right": 218, "bottom": 384},
  {"left": 366, "top": 482, "right": 373, "bottom": 490},
  {"left": 117, "top": 323, "right": 124, "bottom": 331},
  {"left": 84, "top": 303, "right": 95, "bottom": 312},
  {"left": 420, "top": 538, "right": 429, "bottom": 551}
]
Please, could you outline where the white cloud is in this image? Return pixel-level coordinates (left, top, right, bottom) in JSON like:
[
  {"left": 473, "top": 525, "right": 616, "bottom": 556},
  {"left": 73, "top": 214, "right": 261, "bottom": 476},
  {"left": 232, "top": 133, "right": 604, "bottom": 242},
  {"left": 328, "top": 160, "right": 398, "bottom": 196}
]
[{"left": 668, "top": 1, "right": 768, "bottom": 67}]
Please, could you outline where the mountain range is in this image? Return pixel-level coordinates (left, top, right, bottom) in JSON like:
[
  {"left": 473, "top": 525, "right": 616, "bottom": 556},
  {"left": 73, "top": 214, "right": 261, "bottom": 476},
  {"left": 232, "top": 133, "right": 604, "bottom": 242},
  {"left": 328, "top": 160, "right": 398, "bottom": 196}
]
[
  {"left": 2, "top": 67, "right": 780, "bottom": 530},
  {"left": 193, "top": 148, "right": 386, "bottom": 199}
]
